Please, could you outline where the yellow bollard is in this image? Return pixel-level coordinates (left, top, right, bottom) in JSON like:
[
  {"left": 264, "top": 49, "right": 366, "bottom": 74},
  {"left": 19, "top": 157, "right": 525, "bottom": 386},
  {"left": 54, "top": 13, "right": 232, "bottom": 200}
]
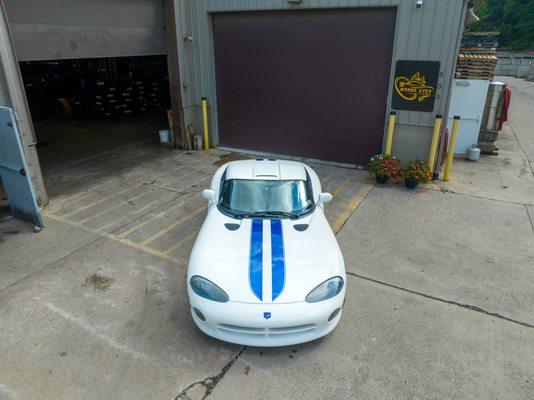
[
  {"left": 428, "top": 114, "right": 443, "bottom": 174},
  {"left": 385, "top": 111, "right": 396, "bottom": 156},
  {"left": 443, "top": 116, "right": 460, "bottom": 181},
  {"left": 201, "top": 97, "right": 210, "bottom": 150}
]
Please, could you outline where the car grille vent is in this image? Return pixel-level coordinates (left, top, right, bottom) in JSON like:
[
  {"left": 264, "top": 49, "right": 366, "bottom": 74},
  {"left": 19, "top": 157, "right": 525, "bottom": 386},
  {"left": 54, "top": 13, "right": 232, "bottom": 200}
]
[{"left": 218, "top": 323, "right": 316, "bottom": 336}]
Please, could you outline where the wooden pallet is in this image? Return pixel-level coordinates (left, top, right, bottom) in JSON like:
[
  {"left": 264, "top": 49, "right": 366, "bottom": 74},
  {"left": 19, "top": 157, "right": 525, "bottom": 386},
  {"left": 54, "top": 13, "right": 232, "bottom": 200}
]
[
  {"left": 460, "top": 46, "right": 497, "bottom": 54},
  {"left": 458, "top": 60, "right": 497, "bottom": 67},
  {"left": 456, "top": 71, "right": 495, "bottom": 78},
  {"left": 457, "top": 67, "right": 496, "bottom": 73},
  {"left": 456, "top": 52, "right": 497, "bottom": 79},
  {"left": 457, "top": 73, "right": 495, "bottom": 79},
  {"left": 457, "top": 63, "right": 497, "bottom": 68},
  {"left": 458, "top": 53, "right": 498, "bottom": 61},
  {"left": 457, "top": 59, "right": 498, "bottom": 64},
  {"left": 457, "top": 66, "right": 496, "bottom": 71}
]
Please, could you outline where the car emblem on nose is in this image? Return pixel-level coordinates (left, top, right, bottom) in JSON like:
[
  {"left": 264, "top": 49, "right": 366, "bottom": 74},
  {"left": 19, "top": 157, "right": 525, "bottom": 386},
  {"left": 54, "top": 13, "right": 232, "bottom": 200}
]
[{"left": 263, "top": 312, "right": 271, "bottom": 320}]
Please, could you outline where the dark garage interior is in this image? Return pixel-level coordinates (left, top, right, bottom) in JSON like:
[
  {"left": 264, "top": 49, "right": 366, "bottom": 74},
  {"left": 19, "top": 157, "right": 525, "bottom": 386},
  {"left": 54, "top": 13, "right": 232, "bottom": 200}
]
[
  {"left": 1, "top": 0, "right": 172, "bottom": 203},
  {"left": 19, "top": 55, "right": 171, "bottom": 173}
]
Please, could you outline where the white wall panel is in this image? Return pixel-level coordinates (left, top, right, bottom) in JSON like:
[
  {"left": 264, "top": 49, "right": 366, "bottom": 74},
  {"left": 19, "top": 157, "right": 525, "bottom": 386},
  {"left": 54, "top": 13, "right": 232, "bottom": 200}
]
[{"left": 4, "top": 0, "right": 166, "bottom": 61}]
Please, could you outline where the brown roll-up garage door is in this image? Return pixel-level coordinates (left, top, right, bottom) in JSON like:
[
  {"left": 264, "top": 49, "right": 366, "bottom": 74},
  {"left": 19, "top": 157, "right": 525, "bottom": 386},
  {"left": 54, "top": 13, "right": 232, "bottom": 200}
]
[{"left": 212, "top": 8, "right": 396, "bottom": 165}]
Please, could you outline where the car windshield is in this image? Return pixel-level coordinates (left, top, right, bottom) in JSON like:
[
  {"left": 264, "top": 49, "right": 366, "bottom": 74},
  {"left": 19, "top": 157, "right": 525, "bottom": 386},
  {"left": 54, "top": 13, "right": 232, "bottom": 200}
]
[{"left": 219, "top": 179, "right": 314, "bottom": 219}]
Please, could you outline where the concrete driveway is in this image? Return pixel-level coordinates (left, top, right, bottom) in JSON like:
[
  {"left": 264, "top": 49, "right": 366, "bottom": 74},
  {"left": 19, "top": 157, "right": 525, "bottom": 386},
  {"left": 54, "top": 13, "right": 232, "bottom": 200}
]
[{"left": 1, "top": 78, "right": 534, "bottom": 399}]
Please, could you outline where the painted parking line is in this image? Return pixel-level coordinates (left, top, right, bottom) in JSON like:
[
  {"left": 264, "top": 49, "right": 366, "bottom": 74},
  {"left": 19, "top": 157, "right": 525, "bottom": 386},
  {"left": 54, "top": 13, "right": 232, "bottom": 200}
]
[
  {"left": 139, "top": 220, "right": 181, "bottom": 246},
  {"left": 163, "top": 230, "right": 198, "bottom": 256},
  {"left": 96, "top": 199, "right": 163, "bottom": 233},
  {"left": 69, "top": 174, "right": 207, "bottom": 226},
  {"left": 44, "top": 174, "right": 370, "bottom": 269},
  {"left": 48, "top": 172, "right": 144, "bottom": 210},
  {"left": 43, "top": 213, "right": 183, "bottom": 265},
  {"left": 155, "top": 167, "right": 205, "bottom": 189},
  {"left": 333, "top": 183, "right": 374, "bottom": 234},
  {"left": 106, "top": 234, "right": 182, "bottom": 264},
  {"left": 144, "top": 264, "right": 168, "bottom": 278},
  {"left": 48, "top": 162, "right": 176, "bottom": 211},
  {"left": 317, "top": 174, "right": 334, "bottom": 187},
  {"left": 331, "top": 180, "right": 349, "bottom": 197},
  {"left": 48, "top": 157, "right": 198, "bottom": 215},
  {"left": 44, "top": 302, "right": 149, "bottom": 360},
  {"left": 59, "top": 184, "right": 144, "bottom": 218},
  {"left": 76, "top": 188, "right": 157, "bottom": 224},
  {"left": 157, "top": 189, "right": 203, "bottom": 215},
  {"left": 139, "top": 206, "right": 205, "bottom": 246},
  {"left": 49, "top": 176, "right": 125, "bottom": 209},
  {"left": 117, "top": 192, "right": 203, "bottom": 238},
  {"left": 118, "top": 214, "right": 161, "bottom": 238},
  {"left": 168, "top": 205, "right": 206, "bottom": 226}
]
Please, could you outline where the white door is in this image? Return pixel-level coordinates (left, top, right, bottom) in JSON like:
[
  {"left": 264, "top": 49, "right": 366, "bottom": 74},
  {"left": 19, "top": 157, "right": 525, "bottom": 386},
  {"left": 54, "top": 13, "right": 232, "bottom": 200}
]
[
  {"left": 447, "top": 79, "right": 490, "bottom": 155},
  {"left": 0, "top": 107, "right": 43, "bottom": 227}
]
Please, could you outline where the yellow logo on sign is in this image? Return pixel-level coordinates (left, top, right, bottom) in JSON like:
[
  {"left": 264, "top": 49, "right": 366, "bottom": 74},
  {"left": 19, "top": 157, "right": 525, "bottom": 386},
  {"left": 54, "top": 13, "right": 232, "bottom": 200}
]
[{"left": 394, "top": 72, "right": 434, "bottom": 102}]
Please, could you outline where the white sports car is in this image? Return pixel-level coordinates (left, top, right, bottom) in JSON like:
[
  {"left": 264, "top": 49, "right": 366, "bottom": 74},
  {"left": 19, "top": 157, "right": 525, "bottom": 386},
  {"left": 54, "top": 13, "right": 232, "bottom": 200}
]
[{"left": 187, "top": 158, "right": 346, "bottom": 346}]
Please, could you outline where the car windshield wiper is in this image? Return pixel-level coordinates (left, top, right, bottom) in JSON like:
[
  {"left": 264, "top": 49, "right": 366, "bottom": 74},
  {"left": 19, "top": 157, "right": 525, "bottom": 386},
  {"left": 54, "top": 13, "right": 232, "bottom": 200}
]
[
  {"left": 232, "top": 213, "right": 257, "bottom": 219},
  {"left": 230, "top": 211, "right": 301, "bottom": 220},
  {"left": 257, "top": 211, "right": 298, "bottom": 219}
]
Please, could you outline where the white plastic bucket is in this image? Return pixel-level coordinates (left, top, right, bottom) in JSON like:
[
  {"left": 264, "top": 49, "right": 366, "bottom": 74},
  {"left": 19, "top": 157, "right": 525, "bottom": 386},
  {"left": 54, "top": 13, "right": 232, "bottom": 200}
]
[
  {"left": 194, "top": 134, "right": 203, "bottom": 150},
  {"left": 159, "top": 129, "right": 170, "bottom": 143}
]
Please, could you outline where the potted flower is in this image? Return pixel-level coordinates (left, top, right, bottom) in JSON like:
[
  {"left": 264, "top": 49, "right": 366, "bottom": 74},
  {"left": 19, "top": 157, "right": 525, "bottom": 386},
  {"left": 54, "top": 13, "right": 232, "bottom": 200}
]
[
  {"left": 401, "top": 160, "right": 431, "bottom": 189},
  {"left": 368, "top": 154, "right": 402, "bottom": 184}
]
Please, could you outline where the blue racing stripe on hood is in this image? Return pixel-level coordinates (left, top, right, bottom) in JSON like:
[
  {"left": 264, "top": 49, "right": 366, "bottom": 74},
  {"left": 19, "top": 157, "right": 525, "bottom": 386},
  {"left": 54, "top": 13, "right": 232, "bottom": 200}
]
[
  {"left": 271, "top": 219, "right": 285, "bottom": 301},
  {"left": 249, "top": 219, "right": 263, "bottom": 301}
]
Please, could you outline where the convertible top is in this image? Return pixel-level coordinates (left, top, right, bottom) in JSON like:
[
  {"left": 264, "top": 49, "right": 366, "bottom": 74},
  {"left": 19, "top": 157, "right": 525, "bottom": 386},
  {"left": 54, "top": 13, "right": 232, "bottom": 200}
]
[{"left": 224, "top": 159, "right": 308, "bottom": 181}]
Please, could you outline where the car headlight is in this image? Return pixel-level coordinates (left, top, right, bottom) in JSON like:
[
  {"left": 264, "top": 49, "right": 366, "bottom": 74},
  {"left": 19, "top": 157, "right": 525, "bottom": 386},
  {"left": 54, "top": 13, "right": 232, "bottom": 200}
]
[
  {"left": 190, "top": 276, "right": 229, "bottom": 303},
  {"left": 305, "top": 277, "right": 344, "bottom": 303}
]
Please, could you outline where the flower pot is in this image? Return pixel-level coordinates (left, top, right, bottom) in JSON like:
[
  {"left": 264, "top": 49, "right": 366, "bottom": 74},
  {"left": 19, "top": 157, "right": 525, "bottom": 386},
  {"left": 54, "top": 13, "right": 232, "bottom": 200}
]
[
  {"left": 375, "top": 175, "right": 388, "bottom": 184},
  {"left": 405, "top": 177, "right": 420, "bottom": 189}
]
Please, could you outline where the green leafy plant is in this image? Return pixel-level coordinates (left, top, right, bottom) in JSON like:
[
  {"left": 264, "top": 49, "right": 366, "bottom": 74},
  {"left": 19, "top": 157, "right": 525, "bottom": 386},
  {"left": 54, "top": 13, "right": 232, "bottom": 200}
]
[
  {"left": 368, "top": 154, "right": 402, "bottom": 181},
  {"left": 401, "top": 160, "right": 432, "bottom": 183},
  {"left": 472, "top": 0, "right": 534, "bottom": 51}
]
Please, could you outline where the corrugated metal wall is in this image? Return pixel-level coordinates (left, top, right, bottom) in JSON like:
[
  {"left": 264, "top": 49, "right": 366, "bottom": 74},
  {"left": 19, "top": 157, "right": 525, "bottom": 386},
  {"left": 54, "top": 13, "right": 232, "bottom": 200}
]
[
  {"left": 173, "top": 0, "right": 467, "bottom": 162},
  {"left": 5, "top": 0, "right": 166, "bottom": 61}
]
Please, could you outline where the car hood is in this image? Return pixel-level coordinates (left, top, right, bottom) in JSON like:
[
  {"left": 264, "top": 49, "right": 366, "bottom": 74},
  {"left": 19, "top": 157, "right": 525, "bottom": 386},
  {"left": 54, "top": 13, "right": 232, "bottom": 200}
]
[{"left": 188, "top": 209, "right": 345, "bottom": 304}]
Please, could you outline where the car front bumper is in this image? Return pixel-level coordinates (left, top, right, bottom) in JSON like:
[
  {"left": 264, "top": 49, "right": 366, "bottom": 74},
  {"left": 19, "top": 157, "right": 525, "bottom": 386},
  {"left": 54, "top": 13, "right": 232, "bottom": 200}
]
[{"left": 188, "top": 290, "right": 345, "bottom": 347}]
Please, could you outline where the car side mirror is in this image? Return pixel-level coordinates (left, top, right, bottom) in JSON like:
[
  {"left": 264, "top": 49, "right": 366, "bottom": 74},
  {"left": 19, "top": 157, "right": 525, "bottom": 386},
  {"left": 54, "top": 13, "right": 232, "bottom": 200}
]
[
  {"left": 317, "top": 192, "right": 333, "bottom": 206},
  {"left": 202, "top": 189, "right": 217, "bottom": 205}
]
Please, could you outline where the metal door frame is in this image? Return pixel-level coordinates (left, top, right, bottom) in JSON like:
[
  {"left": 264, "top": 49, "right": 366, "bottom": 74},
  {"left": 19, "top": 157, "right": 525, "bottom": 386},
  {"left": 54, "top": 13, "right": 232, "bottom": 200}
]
[{"left": 0, "top": 0, "right": 47, "bottom": 205}]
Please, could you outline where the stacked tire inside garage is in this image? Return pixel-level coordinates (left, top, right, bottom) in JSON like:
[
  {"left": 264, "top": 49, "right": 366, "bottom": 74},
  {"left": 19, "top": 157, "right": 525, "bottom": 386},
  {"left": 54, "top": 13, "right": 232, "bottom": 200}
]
[{"left": 20, "top": 56, "right": 170, "bottom": 121}]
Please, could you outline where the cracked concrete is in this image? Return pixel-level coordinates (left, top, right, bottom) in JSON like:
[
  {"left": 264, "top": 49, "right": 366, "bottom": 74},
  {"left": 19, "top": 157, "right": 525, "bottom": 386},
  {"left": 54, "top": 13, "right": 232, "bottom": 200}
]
[
  {"left": 175, "top": 347, "right": 246, "bottom": 400},
  {"left": 1, "top": 77, "right": 534, "bottom": 399},
  {"left": 346, "top": 271, "right": 534, "bottom": 329},
  {"left": 0, "top": 138, "right": 372, "bottom": 399},
  {"left": 207, "top": 276, "right": 534, "bottom": 400},
  {"left": 336, "top": 184, "right": 534, "bottom": 325},
  {"left": 526, "top": 205, "right": 534, "bottom": 234},
  {"left": 180, "top": 77, "right": 534, "bottom": 399}
]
